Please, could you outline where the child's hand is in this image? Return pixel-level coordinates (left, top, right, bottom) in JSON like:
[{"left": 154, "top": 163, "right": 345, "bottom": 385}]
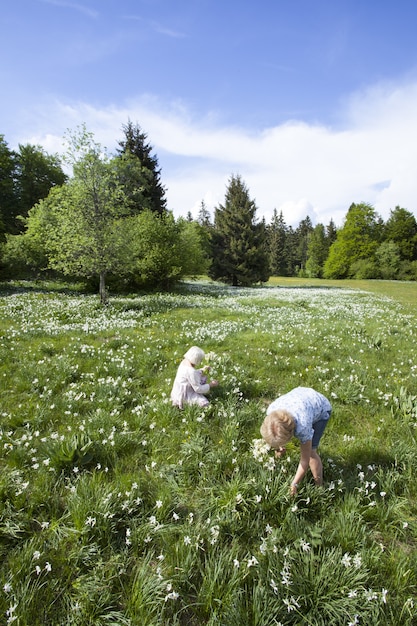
[
  {"left": 210, "top": 379, "right": 219, "bottom": 387},
  {"left": 202, "top": 365, "right": 211, "bottom": 373},
  {"left": 290, "top": 483, "right": 298, "bottom": 496},
  {"left": 274, "top": 447, "right": 286, "bottom": 458}
]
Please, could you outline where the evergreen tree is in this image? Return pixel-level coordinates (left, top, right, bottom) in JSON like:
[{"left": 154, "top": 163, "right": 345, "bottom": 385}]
[
  {"left": 0, "top": 135, "right": 17, "bottom": 237},
  {"left": 0, "top": 138, "right": 67, "bottom": 236},
  {"left": 326, "top": 218, "right": 338, "bottom": 246},
  {"left": 116, "top": 120, "right": 167, "bottom": 215},
  {"left": 284, "top": 226, "right": 298, "bottom": 276},
  {"left": 196, "top": 200, "right": 213, "bottom": 264},
  {"left": 294, "top": 215, "right": 314, "bottom": 273},
  {"left": 197, "top": 200, "right": 212, "bottom": 227},
  {"left": 208, "top": 174, "right": 269, "bottom": 286},
  {"left": 268, "top": 209, "right": 288, "bottom": 276}
]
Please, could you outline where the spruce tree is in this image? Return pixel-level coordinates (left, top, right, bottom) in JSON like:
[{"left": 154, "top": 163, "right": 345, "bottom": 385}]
[
  {"left": 208, "top": 174, "right": 269, "bottom": 286},
  {"left": 196, "top": 200, "right": 213, "bottom": 262},
  {"left": 116, "top": 120, "right": 167, "bottom": 215},
  {"left": 268, "top": 209, "right": 288, "bottom": 276},
  {"left": 294, "top": 215, "right": 314, "bottom": 272},
  {"left": 283, "top": 225, "right": 297, "bottom": 276},
  {"left": 326, "top": 218, "right": 337, "bottom": 247},
  {"left": 197, "top": 199, "right": 212, "bottom": 228}
]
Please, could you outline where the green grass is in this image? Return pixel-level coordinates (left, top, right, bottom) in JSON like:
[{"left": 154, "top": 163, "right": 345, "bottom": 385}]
[
  {"left": 267, "top": 276, "right": 417, "bottom": 310},
  {"left": 0, "top": 278, "right": 417, "bottom": 625}
]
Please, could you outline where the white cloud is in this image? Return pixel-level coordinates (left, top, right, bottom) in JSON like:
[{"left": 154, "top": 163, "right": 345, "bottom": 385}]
[
  {"left": 39, "top": 0, "right": 99, "bottom": 19},
  {"left": 7, "top": 77, "right": 417, "bottom": 227}
]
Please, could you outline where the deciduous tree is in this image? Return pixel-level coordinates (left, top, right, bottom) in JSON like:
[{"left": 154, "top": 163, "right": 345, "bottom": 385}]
[
  {"left": 383, "top": 206, "right": 417, "bottom": 261},
  {"left": 15, "top": 144, "right": 67, "bottom": 229},
  {"left": 305, "top": 223, "right": 328, "bottom": 278},
  {"left": 323, "top": 203, "right": 382, "bottom": 279},
  {"left": 32, "top": 126, "right": 144, "bottom": 303}
]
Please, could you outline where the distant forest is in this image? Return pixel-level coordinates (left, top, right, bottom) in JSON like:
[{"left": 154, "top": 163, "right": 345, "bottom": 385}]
[{"left": 1, "top": 125, "right": 416, "bottom": 295}]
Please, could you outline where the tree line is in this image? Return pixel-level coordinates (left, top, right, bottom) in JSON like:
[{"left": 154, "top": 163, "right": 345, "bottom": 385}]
[
  {"left": 1, "top": 122, "right": 417, "bottom": 299},
  {"left": 197, "top": 181, "right": 417, "bottom": 284}
]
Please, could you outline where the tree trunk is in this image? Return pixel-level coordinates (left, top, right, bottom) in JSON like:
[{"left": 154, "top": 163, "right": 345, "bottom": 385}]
[{"left": 99, "top": 272, "right": 107, "bottom": 305}]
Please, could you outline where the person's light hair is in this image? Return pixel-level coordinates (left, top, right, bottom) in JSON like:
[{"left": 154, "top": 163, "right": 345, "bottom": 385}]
[
  {"left": 183, "top": 346, "right": 205, "bottom": 366},
  {"left": 260, "top": 410, "right": 295, "bottom": 449}
]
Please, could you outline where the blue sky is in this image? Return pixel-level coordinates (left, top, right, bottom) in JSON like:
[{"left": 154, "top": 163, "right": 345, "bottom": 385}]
[{"left": 2, "top": 0, "right": 417, "bottom": 226}]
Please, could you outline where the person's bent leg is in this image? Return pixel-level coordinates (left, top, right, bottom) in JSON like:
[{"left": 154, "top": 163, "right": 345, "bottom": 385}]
[{"left": 309, "top": 449, "right": 323, "bottom": 486}]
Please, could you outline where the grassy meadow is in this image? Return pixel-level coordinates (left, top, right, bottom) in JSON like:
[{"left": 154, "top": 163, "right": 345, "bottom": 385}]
[{"left": 0, "top": 278, "right": 416, "bottom": 625}]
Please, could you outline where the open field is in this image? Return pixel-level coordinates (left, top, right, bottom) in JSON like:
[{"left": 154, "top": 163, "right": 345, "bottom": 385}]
[
  {"left": 267, "top": 276, "right": 417, "bottom": 310},
  {"left": 0, "top": 279, "right": 416, "bottom": 625}
]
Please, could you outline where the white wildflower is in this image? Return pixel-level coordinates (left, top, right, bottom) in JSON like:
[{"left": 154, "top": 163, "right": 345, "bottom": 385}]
[
  {"left": 270, "top": 578, "right": 279, "bottom": 594},
  {"left": 283, "top": 596, "right": 300, "bottom": 612},
  {"left": 164, "top": 591, "right": 179, "bottom": 601}
]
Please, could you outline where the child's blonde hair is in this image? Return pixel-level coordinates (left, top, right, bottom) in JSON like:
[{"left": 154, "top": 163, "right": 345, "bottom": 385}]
[{"left": 260, "top": 410, "right": 295, "bottom": 449}]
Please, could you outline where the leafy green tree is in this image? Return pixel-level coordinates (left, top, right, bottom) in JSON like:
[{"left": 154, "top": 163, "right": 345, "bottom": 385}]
[
  {"left": 15, "top": 144, "right": 67, "bottom": 229},
  {"left": 29, "top": 126, "right": 145, "bottom": 303},
  {"left": 383, "top": 206, "right": 417, "bottom": 261},
  {"left": 118, "top": 211, "right": 208, "bottom": 289},
  {"left": 268, "top": 209, "right": 288, "bottom": 276},
  {"left": 116, "top": 120, "right": 167, "bottom": 215},
  {"left": 305, "top": 223, "right": 328, "bottom": 278},
  {"left": 208, "top": 174, "right": 269, "bottom": 286},
  {"left": 323, "top": 203, "right": 382, "bottom": 279},
  {"left": 375, "top": 241, "right": 401, "bottom": 279},
  {"left": 1, "top": 187, "right": 53, "bottom": 277}
]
